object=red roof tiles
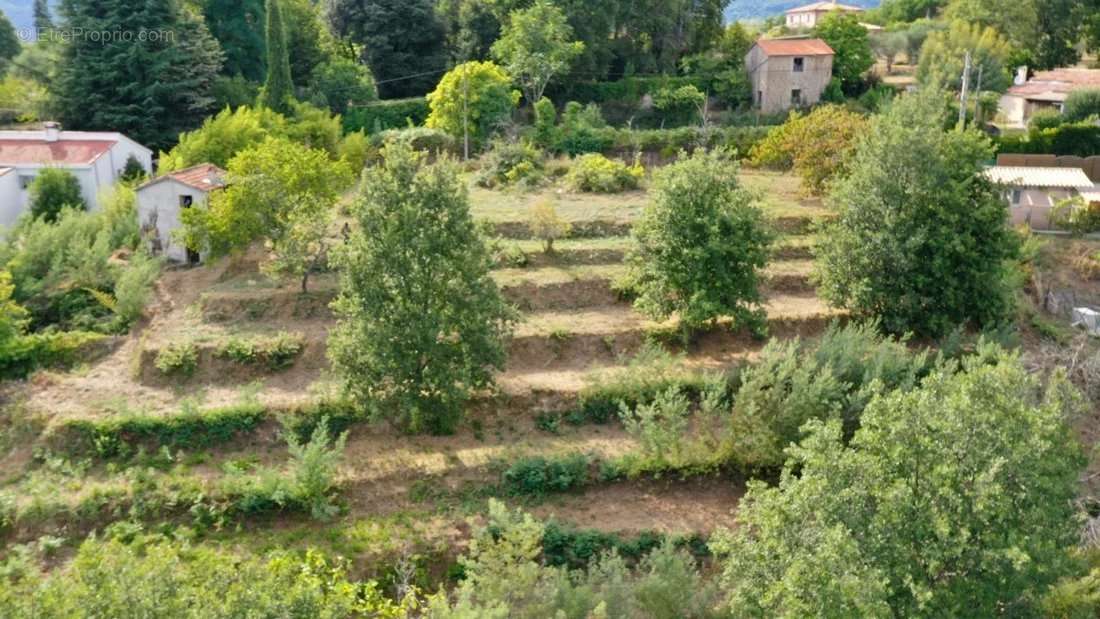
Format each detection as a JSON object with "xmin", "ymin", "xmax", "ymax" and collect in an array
[
  {"xmin": 1008, "ymin": 69, "xmax": 1100, "ymax": 97},
  {"xmin": 754, "ymin": 38, "xmax": 835, "ymax": 57},
  {"xmin": 139, "ymin": 163, "xmax": 227, "ymax": 193},
  {"xmin": 0, "ymin": 139, "xmax": 116, "ymax": 166}
]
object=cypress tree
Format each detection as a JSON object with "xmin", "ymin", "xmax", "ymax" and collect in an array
[
  {"xmin": 258, "ymin": 0, "xmax": 294, "ymax": 114},
  {"xmin": 34, "ymin": 0, "xmax": 54, "ymax": 32}
]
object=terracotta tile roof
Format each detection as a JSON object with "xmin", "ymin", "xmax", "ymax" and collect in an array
[
  {"xmin": 786, "ymin": 1, "xmax": 864, "ymax": 13},
  {"xmin": 984, "ymin": 166, "xmax": 1095, "ymax": 189},
  {"xmin": 754, "ymin": 38, "xmax": 834, "ymax": 57},
  {"xmin": 1007, "ymin": 69, "xmax": 1100, "ymax": 98},
  {"xmin": 139, "ymin": 163, "xmax": 227, "ymax": 192},
  {"xmin": 0, "ymin": 139, "xmax": 116, "ymax": 166}
]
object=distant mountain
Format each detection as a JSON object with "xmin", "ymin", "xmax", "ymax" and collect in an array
[{"xmin": 725, "ymin": 0, "xmax": 881, "ymax": 22}]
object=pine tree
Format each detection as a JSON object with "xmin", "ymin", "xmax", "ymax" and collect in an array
[
  {"xmin": 34, "ymin": 0, "xmax": 54, "ymax": 32},
  {"xmin": 53, "ymin": 0, "xmax": 224, "ymax": 150},
  {"xmin": 258, "ymin": 0, "xmax": 294, "ymax": 114}
]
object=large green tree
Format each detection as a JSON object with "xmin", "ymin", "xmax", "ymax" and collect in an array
[
  {"xmin": 323, "ymin": 0, "xmax": 448, "ymax": 98},
  {"xmin": 917, "ymin": 21, "xmax": 1012, "ymax": 93},
  {"xmin": 814, "ymin": 12, "xmax": 874, "ymax": 95},
  {"xmin": 426, "ymin": 61, "xmax": 518, "ymax": 149},
  {"xmin": 491, "ymin": 0, "xmax": 584, "ymax": 106},
  {"xmin": 715, "ymin": 349, "xmax": 1084, "ymax": 616},
  {"xmin": 814, "ymin": 90, "xmax": 1018, "ymax": 337},
  {"xmin": 328, "ymin": 142, "xmax": 514, "ymax": 434},
  {"xmin": 28, "ymin": 168, "xmax": 85, "ymax": 222},
  {"xmin": 34, "ymin": 0, "xmax": 54, "ymax": 31},
  {"xmin": 258, "ymin": 0, "xmax": 294, "ymax": 114},
  {"xmin": 0, "ymin": 11, "xmax": 20, "ymax": 72},
  {"xmin": 180, "ymin": 137, "xmax": 352, "ymax": 292},
  {"xmin": 54, "ymin": 0, "xmax": 224, "ymax": 150},
  {"xmin": 626, "ymin": 150, "xmax": 773, "ymax": 338},
  {"xmin": 201, "ymin": 0, "xmax": 265, "ymax": 81}
]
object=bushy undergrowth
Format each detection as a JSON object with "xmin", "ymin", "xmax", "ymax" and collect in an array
[
  {"xmin": 216, "ymin": 331, "xmax": 305, "ymax": 370},
  {"xmin": 154, "ymin": 341, "xmax": 198, "ymax": 377},
  {"xmin": 0, "ymin": 330, "xmax": 108, "ymax": 379},
  {"xmin": 566, "ymin": 153, "xmax": 644, "ymax": 193},
  {"xmin": 502, "ymin": 453, "xmax": 591, "ymax": 496},
  {"xmin": 475, "ymin": 140, "xmax": 546, "ymax": 189}
]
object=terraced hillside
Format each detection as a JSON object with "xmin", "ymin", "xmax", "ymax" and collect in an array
[{"xmin": 1, "ymin": 170, "xmax": 838, "ymax": 568}]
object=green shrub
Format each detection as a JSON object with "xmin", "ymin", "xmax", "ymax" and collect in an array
[
  {"xmin": 1053, "ymin": 196, "xmax": 1100, "ymax": 236},
  {"xmin": 475, "ymin": 140, "xmax": 546, "ymax": 189},
  {"xmin": 371, "ymin": 127, "xmax": 457, "ymax": 155},
  {"xmin": 154, "ymin": 341, "xmax": 199, "ymax": 377},
  {"xmin": 285, "ymin": 416, "xmax": 348, "ymax": 520},
  {"xmin": 343, "ymin": 97, "xmax": 430, "ymax": 134},
  {"xmin": 502, "ymin": 453, "xmax": 591, "ymax": 496},
  {"xmin": 1029, "ymin": 109, "xmax": 1064, "ymax": 131},
  {"xmin": 216, "ymin": 331, "xmax": 305, "ymax": 370},
  {"xmin": 566, "ymin": 153, "xmax": 644, "ymax": 193},
  {"xmin": 29, "ymin": 168, "xmax": 85, "ymax": 223},
  {"xmin": 532, "ymin": 97, "xmax": 559, "ymax": 148},
  {"xmin": 112, "ymin": 252, "xmax": 162, "ymax": 327},
  {"xmin": 1063, "ymin": 89, "xmax": 1100, "ymax": 123},
  {"xmin": 0, "ymin": 491, "xmax": 13, "ymax": 533},
  {"xmin": 0, "ymin": 330, "xmax": 108, "ymax": 379},
  {"xmin": 529, "ymin": 199, "xmax": 572, "ymax": 253},
  {"xmin": 541, "ymin": 521, "xmax": 666, "ymax": 570},
  {"xmin": 619, "ymin": 386, "xmax": 691, "ymax": 465}
]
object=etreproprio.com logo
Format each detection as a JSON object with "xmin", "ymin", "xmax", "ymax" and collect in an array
[{"xmin": 17, "ymin": 27, "xmax": 175, "ymax": 44}]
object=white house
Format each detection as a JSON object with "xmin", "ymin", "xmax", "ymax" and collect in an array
[
  {"xmin": 984, "ymin": 165, "xmax": 1097, "ymax": 229},
  {"xmin": 136, "ymin": 164, "xmax": 227, "ymax": 264},
  {"xmin": 0, "ymin": 122, "xmax": 153, "ymax": 228},
  {"xmin": 785, "ymin": 1, "xmax": 864, "ymax": 29}
]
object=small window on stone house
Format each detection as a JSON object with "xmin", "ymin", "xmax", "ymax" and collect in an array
[
  {"xmin": 791, "ymin": 89, "xmax": 802, "ymax": 106},
  {"xmin": 793, "ymin": 57, "xmax": 804, "ymax": 72},
  {"xmin": 1010, "ymin": 189, "xmax": 1022, "ymax": 205},
  {"xmin": 180, "ymin": 195, "xmax": 193, "ymax": 208}
]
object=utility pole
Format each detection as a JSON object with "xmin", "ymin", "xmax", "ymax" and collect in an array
[
  {"xmin": 957, "ymin": 50, "xmax": 972, "ymax": 131},
  {"xmin": 462, "ymin": 61, "xmax": 470, "ymax": 161}
]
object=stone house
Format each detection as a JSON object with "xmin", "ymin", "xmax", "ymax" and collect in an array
[
  {"xmin": 135, "ymin": 164, "xmax": 226, "ymax": 264},
  {"xmin": 745, "ymin": 38, "xmax": 835, "ymax": 114}
]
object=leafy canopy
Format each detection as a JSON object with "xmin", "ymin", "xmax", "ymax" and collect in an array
[
  {"xmin": 814, "ymin": 90, "xmax": 1019, "ymax": 337},
  {"xmin": 491, "ymin": 0, "xmax": 585, "ymax": 105},
  {"xmin": 814, "ymin": 13, "xmax": 874, "ymax": 95},
  {"xmin": 917, "ymin": 20, "xmax": 1012, "ymax": 93},
  {"xmin": 625, "ymin": 150, "xmax": 773, "ymax": 337},
  {"xmin": 327, "ymin": 142, "xmax": 514, "ymax": 434},
  {"xmin": 426, "ymin": 61, "xmax": 520, "ymax": 149},
  {"xmin": 181, "ymin": 137, "xmax": 351, "ymax": 293},
  {"xmin": 715, "ymin": 347, "xmax": 1085, "ymax": 617},
  {"xmin": 29, "ymin": 168, "xmax": 85, "ymax": 223}
]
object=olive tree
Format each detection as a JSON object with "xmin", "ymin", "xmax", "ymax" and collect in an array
[
  {"xmin": 814, "ymin": 90, "xmax": 1019, "ymax": 337},
  {"xmin": 625, "ymin": 150, "xmax": 773, "ymax": 339},
  {"xmin": 328, "ymin": 142, "xmax": 514, "ymax": 434},
  {"xmin": 714, "ymin": 347, "xmax": 1084, "ymax": 617},
  {"xmin": 490, "ymin": 0, "xmax": 584, "ymax": 106}
]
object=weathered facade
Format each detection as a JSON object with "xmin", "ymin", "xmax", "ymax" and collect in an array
[
  {"xmin": 135, "ymin": 164, "xmax": 226, "ymax": 264},
  {"xmin": 984, "ymin": 165, "xmax": 1097, "ymax": 230},
  {"xmin": 746, "ymin": 38, "xmax": 834, "ymax": 115}
]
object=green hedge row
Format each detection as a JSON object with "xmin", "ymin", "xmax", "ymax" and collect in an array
[
  {"xmin": 552, "ymin": 76, "xmax": 704, "ymax": 106},
  {"xmin": 344, "ymin": 98, "xmax": 430, "ymax": 134},
  {"xmin": 552, "ymin": 125, "xmax": 772, "ymax": 158},
  {"xmin": 51, "ymin": 399, "xmax": 365, "ymax": 460},
  {"xmin": 995, "ymin": 123, "xmax": 1100, "ymax": 157},
  {"xmin": 0, "ymin": 331, "xmax": 109, "ymax": 379}
]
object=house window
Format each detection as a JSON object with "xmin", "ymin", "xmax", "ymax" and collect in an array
[
  {"xmin": 1010, "ymin": 189, "xmax": 1022, "ymax": 205},
  {"xmin": 180, "ymin": 195, "xmax": 194, "ymax": 208},
  {"xmin": 18, "ymin": 175, "xmax": 34, "ymax": 190},
  {"xmin": 793, "ymin": 57, "xmax": 804, "ymax": 72},
  {"xmin": 791, "ymin": 89, "xmax": 802, "ymax": 106}
]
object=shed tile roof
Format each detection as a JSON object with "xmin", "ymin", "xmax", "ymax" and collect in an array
[
  {"xmin": 0, "ymin": 139, "xmax": 116, "ymax": 166},
  {"xmin": 785, "ymin": 2, "xmax": 864, "ymax": 13},
  {"xmin": 139, "ymin": 163, "xmax": 227, "ymax": 193},
  {"xmin": 984, "ymin": 166, "xmax": 1095, "ymax": 189},
  {"xmin": 754, "ymin": 38, "xmax": 834, "ymax": 57},
  {"xmin": 1007, "ymin": 69, "xmax": 1100, "ymax": 98}
]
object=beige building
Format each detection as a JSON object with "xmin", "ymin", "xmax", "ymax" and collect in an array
[
  {"xmin": 746, "ymin": 38, "xmax": 835, "ymax": 114},
  {"xmin": 999, "ymin": 68, "xmax": 1100, "ymax": 128},
  {"xmin": 785, "ymin": 1, "xmax": 864, "ymax": 29},
  {"xmin": 984, "ymin": 166, "xmax": 1097, "ymax": 229}
]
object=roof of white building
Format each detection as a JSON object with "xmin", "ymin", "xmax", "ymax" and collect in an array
[
  {"xmin": 984, "ymin": 166, "xmax": 1095, "ymax": 189},
  {"xmin": 1006, "ymin": 69, "xmax": 1100, "ymax": 100},
  {"xmin": 138, "ymin": 163, "xmax": 228, "ymax": 193},
  {"xmin": 786, "ymin": 1, "xmax": 864, "ymax": 13},
  {"xmin": 0, "ymin": 125, "xmax": 151, "ymax": 167}
]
